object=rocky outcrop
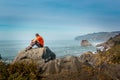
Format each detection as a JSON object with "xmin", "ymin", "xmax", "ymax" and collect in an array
[
  {"xmin": 79, "ymin": 51, "xmax": 94, "ymax": 63},
  {"xmin": 78, "ymin": 50, "xmax": 120, "ymax": 80},
  {"xmin": 13, "ymin": 48, "xmax": 93, "ymax": 75},
  {"xmin": 12, "ymin": 50, "xmax": 99, "ymax": 76},
  {"xmin": 96, "ymin": 34, "xmax": 120, "ymax": 51},
  {"xmin": 38, "ymin": 55, "xmax": 115, "ymax": 80},
  {"xmin": 81, "ymin": 40, "xmax": 92, "ymax": 46},
  {"xmin": 12, "ymin": 33, "xmax": 120, "ymax": 80},
  {"xmin": 40, "ymin": 56, "xmax": 113, "ymax": 80},
  {"xmin": 39, "ymin": 56, "xmax": 83, "ymax": 75},
  {"xmin": 12, "ymin": 47, "xmax": 103, "ymax": 75},
  {"xmin": 8, "ymin": 55, "xmax": 112, "ymax": 80},
  {"xmin": 79, "ymin": 51, "xmax": 99, "ymax": 67},
  {"xmin": 13, "ymin": 46, "xmax": 56, "ymax": 63}
]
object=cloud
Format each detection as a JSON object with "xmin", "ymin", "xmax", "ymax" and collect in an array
[{"xmin": 0, "ymin": 0, "xmax": 120, "ymax": 40}]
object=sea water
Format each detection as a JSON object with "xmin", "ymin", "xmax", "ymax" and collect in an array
[{"xmin": 0, "ymin": 40, "xmax": 97, "ymax": 61}]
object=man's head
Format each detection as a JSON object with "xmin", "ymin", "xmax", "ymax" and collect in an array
[{"xmin": 35, "ymin": 33, "xmax": 39, "ymax": 37}]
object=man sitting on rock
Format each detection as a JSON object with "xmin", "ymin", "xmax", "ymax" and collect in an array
[{"xmin": 26, "ymin": 33, "xmax": 44, "ymax": 51}]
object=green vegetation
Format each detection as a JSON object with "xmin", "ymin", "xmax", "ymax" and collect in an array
[
  {"xmin": 106, "ymin": 44, "xmax": 120, "ymax": 64},
  {"xmin": 101, "ymin": 34, "xmax": 120, "ymax": 64},
  {"xmin": 95, "ymin": 34, "xmax": 120, "ymax": 64},
  {"xmin": 0, "ymin": 61, "xmax": 42, "ymax": 80},
  {"xmin": 0, "ymin": 61, "xmax": 9, "ymax": 80}
]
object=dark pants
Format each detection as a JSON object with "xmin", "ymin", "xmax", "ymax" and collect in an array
[{"xmin": 26, "ymin": 41, "xmax": 43, "ymax": 50}]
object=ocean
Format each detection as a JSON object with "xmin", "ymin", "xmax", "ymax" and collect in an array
[{"xmin": 0, "ymin": 40, "xmax": 97, "ymax": 61}]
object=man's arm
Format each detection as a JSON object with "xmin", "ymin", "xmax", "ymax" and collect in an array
[{"xmin": 31, "ymin": 38, "xmax": 37, "ymax": 42}]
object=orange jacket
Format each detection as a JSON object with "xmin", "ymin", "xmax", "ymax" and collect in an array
[{"xmin": 36, "ymin": 36, "xmax": 44, "ymax": 46}]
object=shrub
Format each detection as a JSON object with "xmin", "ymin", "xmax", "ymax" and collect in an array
[
  {"xmin": 0, "ymin": 61, "xmax": 9, "ymax": 80},
  {"xmin": 8, "ymin": 62, "xmax": 41, "ymax": 80},
  {"xmin": 105, "ymin": 44, "xmax": 120, "ymax": 64},
  {"xmin": 0, "ymin": 61, "xmax": 42, "ymax": 80}
]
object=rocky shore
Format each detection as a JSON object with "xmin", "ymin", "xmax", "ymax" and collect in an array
[
  {"xmin": 0, "ymin": 34, "xmax": 120, "ymax": 80},
  {"xmin": 11, "ymin": 48, "xmax": 113, "ymax": 80}
]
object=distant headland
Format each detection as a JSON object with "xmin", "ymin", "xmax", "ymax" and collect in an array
[{"xmin": 75, "ymin": 31, "xmax": 120, "ymax": 42}]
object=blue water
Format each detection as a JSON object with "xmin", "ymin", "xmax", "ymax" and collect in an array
[{"xmin": 0, "ymin": 40, "xmax": 97, "ymax": 61}]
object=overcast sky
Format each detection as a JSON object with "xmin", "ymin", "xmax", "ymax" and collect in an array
[{"xmin": 0, "ymin": 0, "xmax": 120, "ymax": 40}]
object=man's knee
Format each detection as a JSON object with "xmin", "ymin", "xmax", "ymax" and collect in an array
[{"xmin": 30, "ymin": 42, "xmax": 36, "ymax": 46}]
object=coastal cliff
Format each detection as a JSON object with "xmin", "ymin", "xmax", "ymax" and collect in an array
[{"xmin": 75, "ymin": 31, "xmax": 120, "ymax": 42}]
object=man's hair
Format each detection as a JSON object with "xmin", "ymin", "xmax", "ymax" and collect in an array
[{"xmin": 35, "ymin": 33, "xmax": 39, "ymax": 36}]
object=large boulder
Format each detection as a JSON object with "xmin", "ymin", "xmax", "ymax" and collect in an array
[
  {"xmin": 13, "ymin": 46, "xmax": 56, "ymax": 63},
  {"xmin": 81, "ymin": 40, "xmax": 92, "ymax": 46}
]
